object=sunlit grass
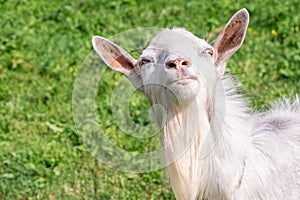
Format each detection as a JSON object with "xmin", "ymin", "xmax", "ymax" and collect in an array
[{"xmin": 0, "ymin": 0, "xmax": 299, "ymax": 199}]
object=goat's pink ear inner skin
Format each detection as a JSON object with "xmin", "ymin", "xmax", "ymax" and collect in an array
[
  {"xmin": 92, "ymin": 36, "xmax": 137, "ymax": 76},
  {"xmin": 213, "ymin": 8, "xmax": 249, "ymax": 75}
]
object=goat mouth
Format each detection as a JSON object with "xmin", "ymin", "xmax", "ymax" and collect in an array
[{"xmin": 168, "ymin": 77, "xmax": 197, "ymax": 85}]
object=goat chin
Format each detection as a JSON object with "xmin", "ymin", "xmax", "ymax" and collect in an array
[{"xmin": 166, "ymin": 79, "xmax": 200, "ymax": 102}]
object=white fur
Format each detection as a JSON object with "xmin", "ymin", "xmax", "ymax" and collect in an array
[{"xmin": 92, "ymin": 8, "xmax": 300, "ymax": 200}]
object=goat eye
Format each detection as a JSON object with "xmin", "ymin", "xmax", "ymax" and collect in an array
[
  {"xmin": 204, "ymin": 48, "xmax": 214, "ymax": 57},
  {"xmin": 138, "ymin": 59, "xmax": 151, "ymax": 67}
]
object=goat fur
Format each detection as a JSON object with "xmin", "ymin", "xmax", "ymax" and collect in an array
[{"xmin": 92, "ymin": 8, "xmax": 300, "ymax": 200}]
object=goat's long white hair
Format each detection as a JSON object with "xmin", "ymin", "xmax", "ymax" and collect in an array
[
  {"xmin": 92, "ymin": 8, "xmax": 300, "ymax": 200},
  {"xmin": 160, "ymin": 74, "xmax": 300, "ymax": 199}
]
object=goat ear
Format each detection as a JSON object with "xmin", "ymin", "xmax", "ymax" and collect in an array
[
  {"xmin": 92, "ymin": 36, "xmax": 137, "ymax": 76},
  {"xmin": 213, "ymin": 8, "xmax": 249, "ymax": 76}
]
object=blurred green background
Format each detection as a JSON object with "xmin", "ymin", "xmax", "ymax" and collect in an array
[{"xmin": 0, "ymin": 0, "xmax": 299, "ymax": 199}]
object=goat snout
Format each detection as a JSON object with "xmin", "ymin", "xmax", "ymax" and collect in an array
[{"xmin": 166, "ymin": 58, "xmax": 191, "ymax": 69}]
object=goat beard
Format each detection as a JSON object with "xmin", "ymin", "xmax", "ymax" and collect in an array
[{"xmin": 154, "ymin": 94, "xmax": 212, "ymax": 200}]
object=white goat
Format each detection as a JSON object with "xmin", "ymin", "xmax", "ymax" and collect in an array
[{"xmin": 92, "ymin": 9, "xmax": 300, "ymax": 200}]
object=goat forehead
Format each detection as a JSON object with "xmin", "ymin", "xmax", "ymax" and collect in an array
[{"xmin": 144, "ymin": 28, "xmax": 211, "ymax": 59}]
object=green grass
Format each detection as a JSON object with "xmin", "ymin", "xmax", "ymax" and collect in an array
[{"xmin": 0, "ymin": 0, "xmax": 299, "ymax": 199}]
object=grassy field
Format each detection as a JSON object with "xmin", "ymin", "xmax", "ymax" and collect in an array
[{"xmin": 0, "ymin": 0, "xmax": 299, "ymax": 199}]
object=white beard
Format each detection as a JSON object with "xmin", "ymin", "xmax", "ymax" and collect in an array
[{"xmin": 163, "ymin": 99, "xmax": 210, "ymax": 200}]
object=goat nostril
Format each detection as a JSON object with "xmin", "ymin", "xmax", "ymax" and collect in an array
[
  {"xmin": 167, "ymin": 62, "xmax": 177, "ymax": 68},
  {"xmin": 166, "ymin": 59, "xmax": 190, "ymax": 69},
  {"xmin": 182, "ymin": 61, "xmax": 189, "ymax": 66}
]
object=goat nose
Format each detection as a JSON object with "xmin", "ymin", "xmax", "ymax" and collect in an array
[{"xmin": 166, "ymin": 58, "xmax": 191, "ymax": 69}]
